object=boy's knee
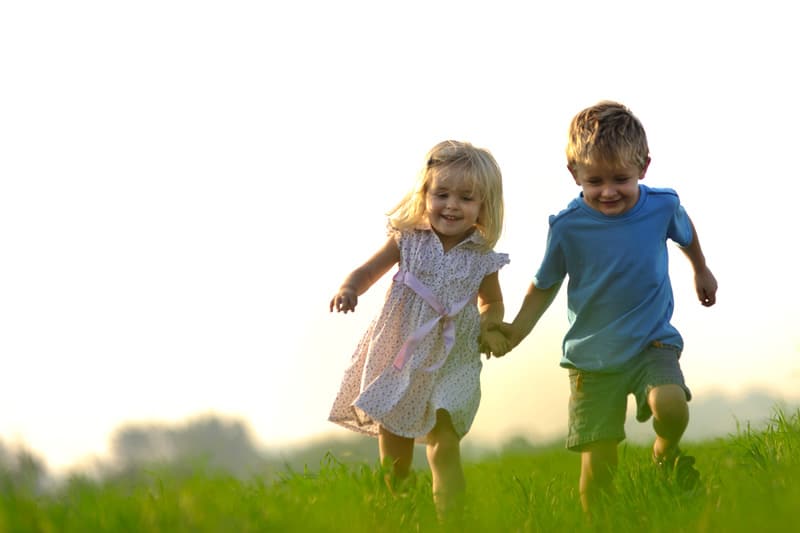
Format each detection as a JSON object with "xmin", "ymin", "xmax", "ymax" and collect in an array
[{"xmin": 649, "ymin": 384, "xmax": 689, "ymax": 423}]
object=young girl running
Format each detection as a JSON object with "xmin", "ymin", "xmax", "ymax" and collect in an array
[{"xmin": 328, "ymin": 140, "xmax": 510, "ymax": 517}]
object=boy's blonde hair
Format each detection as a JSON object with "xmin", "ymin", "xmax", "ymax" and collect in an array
[
  {"xmin": 389, "ymin": 140, "xmax": 504, "ymax": 250},
  {"xmin": 566, "ymin": 101, "xmax": 650, "ymax": 171}
]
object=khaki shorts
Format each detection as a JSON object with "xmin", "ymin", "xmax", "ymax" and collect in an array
[{"xmin": 566, "ymin": 342, "xmax": 692, "ymax": 451}]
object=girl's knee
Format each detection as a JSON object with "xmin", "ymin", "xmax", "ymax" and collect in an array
[
  {"xmin": 429, "ymin": 429, "xmax": 459, "ymax": 451},
  {"xmin": 427, "ymin": 411, "xmax": 461, "ymax": 463},
  {"xmin": 378, "ymin": 426, "xmax": 415, "ymax": 472}
]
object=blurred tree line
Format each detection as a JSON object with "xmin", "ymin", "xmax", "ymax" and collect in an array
[
  {"xmin": 1, "ymin": 414, "xmax": 426, "ymax": 491},
  {"xmin": 0, "ymin": 441, "xmax": 47, "ymax": 492},
  {"xmin": 2, "ymin": 413, "xmax": 562, "ymax": 493},
  {"xmin": 4, "ymin": 392, "xmax": 796, "ymax": 492}
]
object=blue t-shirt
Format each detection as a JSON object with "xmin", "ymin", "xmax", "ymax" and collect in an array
[{"xmin": 534, "ymin": 184, "xmax": 694, "ymax": 372}]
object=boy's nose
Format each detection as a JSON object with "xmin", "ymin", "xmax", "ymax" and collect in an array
[{"xmin": 600, "ymin": 185, "xmax": 616, "ymax": 198}]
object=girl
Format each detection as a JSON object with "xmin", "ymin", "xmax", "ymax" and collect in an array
[{"xmin": 328, "ymin": 140, "xmax": 510, "ymax": 517}]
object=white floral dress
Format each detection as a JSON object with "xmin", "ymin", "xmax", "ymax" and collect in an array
[{"xmin": 328, "ymin": 226, "xmax": 509, "ymax": 440}]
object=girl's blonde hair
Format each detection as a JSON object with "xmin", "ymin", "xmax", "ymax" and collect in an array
[
  {"xmin": 388, "ymin": 140, "xmax": 504, "ymax": 250},
  {"xmin": 566, "ymin": 100, "xmax": 650, "ymax": 171}
]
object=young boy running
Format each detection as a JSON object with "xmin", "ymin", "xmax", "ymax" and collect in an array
[{"xmin": 500, "ymin": 101, "xmax": 718, "ymax": 514}]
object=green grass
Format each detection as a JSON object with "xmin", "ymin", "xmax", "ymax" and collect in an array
[{"xmin": 2, "ymin": 408, "xmax": 799, "ymax": 532}]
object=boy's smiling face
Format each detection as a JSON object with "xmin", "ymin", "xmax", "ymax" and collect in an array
[{"xmin": 569, "ymin": 158, "xmax": 649, "ymax": 216}]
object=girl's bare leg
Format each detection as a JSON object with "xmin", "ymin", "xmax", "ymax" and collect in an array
[
  {"xmin": 426, "ymin": 410, "xmax": 465, "ymax": 519},
  {"xmin": 378, "ymin": 426, "xmax": 414, "ymax": 487}
]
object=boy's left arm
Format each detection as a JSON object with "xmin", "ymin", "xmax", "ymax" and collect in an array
[
  {"xmin": 680, "ymin": 217, "xmax": 718, "ymax": 307},
  {"xmin": 477, "ymin": 271, "xmax": 510, "ymax": 357}
]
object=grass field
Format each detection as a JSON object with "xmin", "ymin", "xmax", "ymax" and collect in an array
[{"xmin": 1, "ymin": 408, "xmax": 798, "ymax": 532}]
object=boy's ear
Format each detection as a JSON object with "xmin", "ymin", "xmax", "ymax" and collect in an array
[
  {"xmin": 567, "ymin": 164, "xmax": 580, "ymax": 184},
  {"xmin": 639, "ymin": 157, "xmax": 652, "ymax": 180}
]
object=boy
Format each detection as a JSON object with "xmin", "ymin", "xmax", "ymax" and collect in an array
[{"xmin": 500, "ymin": 101, "xmax": 717, "ymax": 514}]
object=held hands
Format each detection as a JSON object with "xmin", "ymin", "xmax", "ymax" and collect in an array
[
  {"xmin": 330, "ymin": 286, "xmax": 358, "ymax": 313},
  {"xmin": 479, "ymin": 328, "xmax": 510, "ymax": 358},
  {"xmin": 694, "ymin": 266, "xmax": 718, "ymax": 307},
  {"xmin": 479, "ymin": 322, "xmax": 518, "ymax": 358}
]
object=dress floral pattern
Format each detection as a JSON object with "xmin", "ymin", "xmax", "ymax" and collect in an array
[{"xmin": 329, "ymin": 226, "xmax": 509, "ymax": 440}]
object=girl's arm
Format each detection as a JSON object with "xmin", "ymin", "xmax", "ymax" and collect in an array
[
  {"xmin": 330, "ymin": 237, "xmax": 400, "ymax": 313},
  {"xmin": 679, "ymin": 218, "xmax": 718, "ymax": 307},
  {"xmin": 477, "ymin": 271, "xmax": 505, "ymax": 329},
  {"xmin": 477, "ymin": 271, "xmax": 509, "ymax": 357}
]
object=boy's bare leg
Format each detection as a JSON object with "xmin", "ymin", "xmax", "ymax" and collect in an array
[
  {"xmin": 579, "ymin": 440, "xmax": 617, "ymax": 515},
  {"xmin": 426, "ymin": 410, "xmax": 466, "ymax": 520},
  {"xmin": 648, "ymin": 384, "xmax": 689, "ymax": 459},
  {"xmin": 378, "ymin": 426, "xmax": 415, "ymax": 489}
]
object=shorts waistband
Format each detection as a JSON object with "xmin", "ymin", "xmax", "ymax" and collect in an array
[{"xmin": 651, "ymin": 340, "xmax": 680, "ymax": 350}]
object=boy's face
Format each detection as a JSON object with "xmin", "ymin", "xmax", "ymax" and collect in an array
[{"xmin": 569, "ymin": 158, "xmax": 649, "ymax": 216}]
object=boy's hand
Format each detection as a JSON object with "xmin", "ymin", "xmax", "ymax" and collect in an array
[
  {"xmin": 479, "ymin": 329, "xmax": 511, "ymax": 358},
  {"xmin": 491, "ymin": 322, "xmax": 521, "ymax": 348},
  {"xmin": 694, "ymin": 266, "xmax": 718, "ymax": 307}
]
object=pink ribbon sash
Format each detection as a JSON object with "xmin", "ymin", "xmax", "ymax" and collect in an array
[{"xmin": 391, "ymin": 269, "xmax": 473, "ymax": 371}]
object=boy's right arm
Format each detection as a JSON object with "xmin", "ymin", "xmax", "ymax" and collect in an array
[
  {"xmin": 330, "ymin": 237, "xmax": 400, "ymax": 313},
  {"xmin": 679, "ymin": 218, "xmax": 718, "ymax": 307},
  {"xmin": 504, "ymin": 281, "xmax": 561, "ymax": 347}
]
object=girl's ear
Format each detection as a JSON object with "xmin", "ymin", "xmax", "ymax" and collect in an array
[{"xmin": 639, "ymin": 157, "xmax": 651, "ymax": 180}]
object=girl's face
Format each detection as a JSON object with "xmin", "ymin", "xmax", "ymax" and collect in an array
[
  {"xmin": 425, "ymin": 169, "xmax": 482, "ymax": 251},
  {"xmin": 570, "ymin": 159, "xmax": 648, "ymax": 216}
]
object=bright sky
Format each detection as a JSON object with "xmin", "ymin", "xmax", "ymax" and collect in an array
[{"xmin": 2, "ymin": 1, "xmax": 798, "ymax": 473}]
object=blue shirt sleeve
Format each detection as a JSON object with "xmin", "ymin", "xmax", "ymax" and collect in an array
[
  {"xmin": 667, "ymin": 203, "xmax": 693, "ymax": 247},
  {"xmin": 533, "ymin": 215, "xmax": 567, "ymax": 289}
]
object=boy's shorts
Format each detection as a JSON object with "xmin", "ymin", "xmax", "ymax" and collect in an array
[{"xmin": 565, "ymin": 342, "xmax": 692, "ymax": 451}]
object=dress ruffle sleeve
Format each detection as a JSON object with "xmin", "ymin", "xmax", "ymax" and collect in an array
[{"xmin": 484, "ymin": 251, "xmax": 510, "ymax": 276}]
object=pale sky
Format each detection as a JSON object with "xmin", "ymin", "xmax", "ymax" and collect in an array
[{"xmin": 2, "ymin": 1, "xmax": 798, "ymax": 473}]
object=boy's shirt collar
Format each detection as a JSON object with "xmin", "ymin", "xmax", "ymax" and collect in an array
[{"xmin": 575, "ymin": 184, "xmax": 648, "ymax": 220}]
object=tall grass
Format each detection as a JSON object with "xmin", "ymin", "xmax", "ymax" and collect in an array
[{"xmin": 1, "ymin": 408, "xmax": 798, "ymax": 532}]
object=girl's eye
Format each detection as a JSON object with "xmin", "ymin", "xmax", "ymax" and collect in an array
[{"xmin": 462, "ymin": 196, "xmax": 474, "ymax": 202}]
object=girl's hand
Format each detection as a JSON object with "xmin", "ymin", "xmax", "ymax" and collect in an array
[
  {"xmin": 479, "ymin": 328, "xmax": 511, "ymax": 358},
  {"xmin": 330, "ymin": 286, "xmax": 358, "ymax": 313}
]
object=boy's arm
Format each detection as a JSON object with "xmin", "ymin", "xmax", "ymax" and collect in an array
[
  {"xmin": 505, "ymin": 281, "xmax": 561, "ymax": 347},
  {"xmin": 330, "ymin": 237, "xmax": 400, "ymax": 313},
  {"xmin": 679, "ymin": 218, "xmax": 718, "ymax": 307}
]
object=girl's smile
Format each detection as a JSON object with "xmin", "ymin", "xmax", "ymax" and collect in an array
[{"xmin": 426, "ymin": 170, "xmax": 482, "ymax": 251}]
